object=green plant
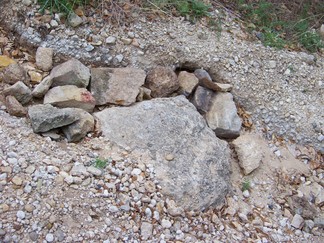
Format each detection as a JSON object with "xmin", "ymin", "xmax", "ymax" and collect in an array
[
  {"xmin": 94, "ymin": 158, "xmax": 107, "ymax": 169},
  {"xmin": 241, "ymin": 179, "xmax": 251, "ymax": 192},
  {"xmin": 38, "ymin": 0, "xmax": 87, "ymax": 14}
]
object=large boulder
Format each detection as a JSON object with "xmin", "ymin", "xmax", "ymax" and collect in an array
[
  {"xmin": 44, "ymin": 85, "xmax": 96, "ymax": 112},
  {"xmin": 90, "ymin": 67, "xmax": 146, "ymax": 106},
  {"xmin": 205, "ymin": 92, "xmax": 241, "ymax": 139},
  {"xmin": 50, "ymin": 59, "xmax": 90, "ymax": 88},
  {"xmin": 145, "ymin": 66, "xmax": 179, "ymax": 97},
  {"xmin": 28, "ymin": 104, "xmax": 79, "ymax": 133},
  {"xmin": 94, "ymin": 96, "xmax": 231, "ymax": 211},
  {"xmin": 62, "ymin": 109, "xmax": 94, "ymax": 142},
  {"xmin": 2, "ymin": 81, "xmax": 32, "ymax": 105}
]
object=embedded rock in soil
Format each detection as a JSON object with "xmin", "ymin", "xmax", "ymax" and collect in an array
[
  {"xmin": 1, "ymin": 63, "xmax": 28, "ymax": 85},
  {"xmin": 95, "ymin": 95, "xmax": 231, "ymax": 211},
  {"xmin": 28, "ymin": 104, "xmax": 79, "ymax": 133},
  {"xmin": 62, "ymin": 109, "xmax": 94, "ymax": 142},
  {"xmin": 44, "ymin": 85, "xmax": 96, "ymax": 112},
  {"xmin": 90, "ymin": 67, "xmax": 146, "ymax": 106},
  {"xmin": 2, "ymin": 81, "xmax": 32, "ymax": 105},
  {"xmin": 205, "ymin": 92, "xmax": 241, "ymax": 139},
  {"xmin": 50, "ymin": 59, "xmax": 90, "ymax": 88},
  {"xmin": 145, "ymin": 66, "xmax": 179, "ymax": 98}
]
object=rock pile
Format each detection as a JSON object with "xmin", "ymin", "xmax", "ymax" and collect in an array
[{"xmin": 1, "ymin": 47, "xmax": 242, "ymax": 144}]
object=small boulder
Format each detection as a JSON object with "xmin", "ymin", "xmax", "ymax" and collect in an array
[
  {"xmin": 232, "ymin": 134, "xmax": 264, "ymax": 175},
  {"xmin": 50, "ymin": 59, "xmax": 90, "ymax": 88},
  {"xmin": 32, "ymin": 76, "xmax": 53, "ymax": 98},
  {"xmin": 191, "ymin": 86, "xmax": 214, "ymax": 114},
  {"xmin": 2, "ymin": 81, "xmax": 32, "ymax": 105},
  {"xmin": 36, "ymin": 47, "xmax": 53, "ymax": 71},
  {"xmin": 28, "ymin": 104, "xmax": 79, "ymax": 133},
  {"xmin": 205, "ymin": 92, "xmax": 241, "ymax": 139},
  {"xmin": 68, "ymin": 12, "xmax": 83, "ymax": 27},
  {"xmin": 90, "ymin": 67, "xmax": 146, "ymax": 106},
  {"xmin": 1, "ymin": 63, "xmax": 28, "ymax": 85},
  {"xmin": 178, "ymin": 71, "xmax": 199, "ymax": 96},
  {"xmin": 44, "ymin": 85, "xmax": 96, "ymax": 112},
  {"xmin": 194, "ymin": 69, "xmax": 232, "ymax": 92},
  {"xmin": 62, "ymin": 109, "xmax": 94, "ymax": 142},
  {"xmin": 145, "ymin": 66, "xmax": 178, "ymax": 97},
  {"xmin": 5, "ymin": 95, "xmax": 27, "ymax": 117}
]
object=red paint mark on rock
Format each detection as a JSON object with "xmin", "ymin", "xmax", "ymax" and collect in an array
[{"xmin": 81, "ymin": 91, "xmax": 96, "ymax": 103}]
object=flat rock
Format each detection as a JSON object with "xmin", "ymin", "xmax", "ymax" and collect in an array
[
  {"xmin": 205, "ymin": 92, "xmax": 241, "ymax": 139},
  {"xmin": 90, "ymin": 67, "xmax": 146, "ymax": 106},
  {"xmin": 5, "ymin": 95, "xmax": 27, "ymax": 117},
  {"xmin": 28, "ymin": 104, "xmax": 79, "ymax": 133},
  {"xmin": 2, "ymin": 81, "xmax": 32, "ymax": 105},
  {"xmin": 44, "ymin": 85, "xmax": 95, "ymax": 112},
  {"xmin": 95, "ymin": 96, "xmax": 231, "ymax": 211},
  {"xmin": 145, "ymin": 66, "xmax": 179, "ymax": 97},
  {"xmin": 178, "ymin": 71, "xmax": 199, "ymax": 96},
  {"xmin": 50, "ymin": 59, "xmax": 90, "ymax": 88},
  {"xmin": 32, "ymin": 76, "xmax": 53, "ymax": 98},
  {"xmin": 62, "ymin": 109, "xmax": 94, "ymax": 142},
  {"xmin": 1, "ymin": 63, "xmax": 28, "ymax": 85},
  {"xmin": 232, "ymin": 134, "xmax": 264, "ymax": 175},
  {"xmin": 191, "ymin": 86, "xmax": 214, "ymax": 114},
  {"xmin": 36, "ymin": 47, "xmax": 53, "ymax": 71}
]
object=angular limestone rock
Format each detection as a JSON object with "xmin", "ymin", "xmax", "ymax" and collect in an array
[
  {"xmin": 205, "ymin": 92, "xmax": 241, "ymax": 139},
  {"xmin": 95, "ymin": 96, "xmax": 231, "ymax": 211},
  {"xmin": 32, "ymin": 76, "xmax": 53, "ymax": 98},
  {"xmin": 90, "ymin": 67, "xmax": 146, "ymax": 106},
  {"xmin": 28, "ymin": 104, "xmax": 79, "ymax": 133},
  {"xmin": 5, "ymin": 95, "xmax": 27, "ymax": 117},
  {"xmin": 178, "ymin": 71, "xmax": 199, "ymax": 96},
  {"xmin": 50, "ymin": 59, "xmax": 90, "ymax": 88},
  {"xmin": 44, "ymin": 85, "xmax": 95, "ymax": 112},
  {"xmin": 1, "ymin": 63, "xmax": 28, "ymax": 85},
  {"xmin": 2, "ymin": 81, "xmax": 32, "ymax": 105}
]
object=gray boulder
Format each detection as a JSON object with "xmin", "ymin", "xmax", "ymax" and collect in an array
[
  {"xmin": 145, "ymin": 66, "xmax": 179, "ymax": 97},
  {"xmin": 50, "ymin": 59, "xmax": 90, "ymax": 88},
  {"xmin": 205, "ymin": 92, "xmax": 241, "ymax": 139},
  {"xmin": 90, "ymin": 67, "xmax": 146, "ymax": 106},
  {"xmin": 94, "ymin": 96, "xmax": 231, "ymax": 211},
  {"xmin": 62, "ymin": 109, "xmax": 94, "ymax": 142},
  {"xmin": 28, "ymin": 104, "xmax": 79, "ymax": 133},
  {"xmin": 2, "ymin": 81, "xmax": 32, "ymax": 104},
  {"xmin": 44, "ymin": 85, "xmax": 96, "ymax": 112}
]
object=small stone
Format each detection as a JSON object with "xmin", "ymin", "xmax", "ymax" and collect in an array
[
  {"xmin": 22, "ymin": 0, "xmax": 32, "ymax": 6},
  {"xmin": 36, "ymin": 47, "xmax": 53, "ymax": 71},
  {"xmin": 32, "ymin": 76, "xmax": 53, "ymax": 98},
  {"xmin": 0, "ymin": 55, "xmax": 16, "ymax": 68},
  {"xmin": 140, "ymin": 222, "xmax": 153, "ymax": 240},
  {"xmin": 87, "ymin": 166, "xmax": 102, "ymax": 176},
  {"xmin": 50, "ymin": 20, "xmax": 59, "ymax": 27},
  {"xmin": 46, "ymin": 233, "xmax": 54, "ymax": 242},
  {"xmin": 12, "ymin": 176, "xmax": 23, "ymax": 186},
  {"xmin": 2, "ymin": 81, "xmax": 32, "ymax": 105},
  {"xmin": 291, "ymin": 214, "xmax": 304, "ymax": 229},
  {"xmin": 105, "ymin": 36, "xmax": 116, "ymax": 44},
  {"xmin": 85, "ymin": 45, "xmax": 94, "ymax": 52},
  {"xmin": 68, "ymin": 13, "xmax": 83, "ymax": 27},
  {"xmin": 165, "ymin": 154, "xmax": 174, "ymax": 161},
  {"xmin": 0, "ymin": 229, "xmax": 5, "ymax": 236},
  {"xmin": 131, "ymin": 168, "xmax": 141, "ymax": 176},
  {"xmin": 109, "ymin": 205, "xmax": 119, "ymax": 213},
  {"xmin": 25, "ymin": 204, "xmax": 34, "ymax": 213},
  {"xmin": 121, "ymin": 38, "xmax": 132, "ymax": 45},
  {"xmin": 16, "ymin": 210, "xmax": 25, "ymax": 219},
  {"xmin": 161, "ymin": 219, "xmax": 172, "ymax": 229},
  {"xmin": 5, "ymin": 96, "xmax": 27, "ymax": 117},
  {"xmin": 28, "ymin": 70, "xmax": 43, "ymax": 83},
  {"xmin": 269, "ymin": 61, "xmax": 277, "ymax": 69},
  {"xmin": 29, "ymin": 232, "xmax": 38, "ymax": 241},
  {"xmin": 243, "ymin": 190, "xmax": 250, "ymax": 198}
]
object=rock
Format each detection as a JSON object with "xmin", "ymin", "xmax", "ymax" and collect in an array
[
  {"xmin": 2, "ymin": 81, "xmax": 32, "ymax": 105},
  {"xmin": 269, "ymin": 60, "xmax": 277, "ymax": 69},
  {"xmin": 68, "ymin": 12, "xmax": 83, "ymax": 27},
  {"xmin": 0, "ymin": 55, "xmax": 16, "ymax": 68},
  {"xmin": 12, "ymin": 176, "xmax": 23, "ymax": 186},
  {"xmin": 36, "ymin": 47, "xmax": 53, "ymax": 71},
  {"xmin": 95, "ymin": 96, "xmax": 231, "ymax": 211},
  {"xmin": 314, "ymin": 217, "xmax": 324, "ymax": 228},
  {"xmin": 28, "ymin": 104, "xmax": 79, "ymax": 133},
  {"xmin": 232, "ymin": 134, "xmax": 264, "ymax": 175},
  {"xmin": 32, "ymin": 76, "xmax": 53, "ymax": 98},
  {"xmin": 191, "ymin": 86, "xmax": 214, "ymax": 114},
  {"xmin": 178, "ymin": 71, "xmax": 199, "ymax": 96},
  {"xmin": 44, "ymin": 85, "xmax": 95, "ymax": 112},
  {"xmin": 45, "ymin": 233, "xmax": 54, "ymax": 242},
  {"xmin": 242, "ymin": 190, "xmax": 250, "ymax": 198},
  {"xmin": 194, "ymin": 69, "xmax": 232, "ymax": 92},
  {"xmin": 105, "ymin": 36, "xmax": 116, "ymax": 44},
  {"xmin": 62, "ymin": 109, "xmax": 94, "ymax": 142},
  {"xmin": 319, "ymin": 24, "xmax": 324, "ymax": 41},
  {"xmin": 291, "ymin": 214, "xmax": 304, "ymax": 229},
  {"xmin": 205, "ymin": 92, "xmax": 241, "ymax": 139},
  {"xmin": 298, "ymin": 182, "xmax": 323, "ymax": 206},
  {"xmin": 87, "ymin": 166, "xmax": 102, "ymax": 176},
  {"xmin": 1, "ymin": 63, "xmax": 28, "ymax": 85},
  {"xmin": 287, "ymin": 195, "xmax": 318, "ymax": 219},
  {"xmin": 145, "ymin": 66, "xmax": 179, "ymax": 97},
  {"xmin": 28, "ymin": 70, "xmax": 42, "ymax": 83},
  {"xmin": 90, "ymin": 67, "xmax": 146, "ymax": 106},
  {"xmin": 136, "ymin": 87, "xmax": 152, "ymax": 102},
  {"xmin": 29, "ymin": 232, "xmax": 38, "ymax": 241},
  {"xmin": 50, "ymin": 59, "xmax": 90, "ymax": 88},
  {"xmin": 140, "ymin": 222, "xmax": 153, "ymax": 240},
  {"xmin": 161, "ymin": 219, "xmax": 172, "ymax": 229},
  {"xmin": 5, "ymin": 95, "xmax": 27, "ymax": 117},
  {"xmin": 70, "ymin": 163, "xmax": 88, "ymax": 176},
  {"xmin": 16, "ymin": 210, "xmax": 25, "ymax": 219}
]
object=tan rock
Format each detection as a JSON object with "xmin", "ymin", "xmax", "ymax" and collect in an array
[
  {"xmin": 28, "ymin": 70, "xmax": 43, "ymax": 83},
  {"xmin": 0, "ymin": 55, "xmax": 16, "ymax": 68},
  {"xmin": 178, "ymin": 71, "xmax": 199, "ymax": 96},
  {"xmin": 36, "ymin": 47, "xmax": 53, "ymax": 71},
  {"xmin": 5, "ymin": 95, "xmax": 27, "ymax": 117}
]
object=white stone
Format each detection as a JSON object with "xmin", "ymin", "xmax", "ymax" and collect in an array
[
  {"xmin": 131, "ymin": 168, "xmax": 142, "ymax": 176},
  {"xmin": 291, "ymin": 214, "xmax": 304, "ymax": 229},
  {"xmin": 16, "ymin": 210, "xmax": 25, "ymax": 219},
  {"xmin": 46, "ymin": 233, "xmax": 54, "ymax": 242},
  {"xmin": 243, "ymin": 190, "xmax": 250, "ymax": 198},
  {"xmin": 161, "ymin": 219, "xmax": 172, "ymax": 229}
]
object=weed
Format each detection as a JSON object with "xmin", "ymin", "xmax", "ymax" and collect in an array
[
  {"xmin": 241, "ymin": 179, "xmax": 251, "ymax": 192},
  {"xmin": 38, "ymin": 0, "xmax": 87, "ymax": 14},
  {"xmin": 94, "ymin": 157, "xmax": 107, "ymax": 169}
]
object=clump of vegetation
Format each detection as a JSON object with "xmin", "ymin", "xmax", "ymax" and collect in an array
[
  {"xmin": 38, "ymin": 0, "xmax": 88, "ymax": 14},
  {"xmin": 236, "ymin": 0, "xmax": 324, "ymax": 52},
  {"xmin": 241, "ymin": 178, "xmax": 251, "ymax": 192},
  {"xmin": 94, "ymin": 157, "xmax": 107, "ymax": 169}
]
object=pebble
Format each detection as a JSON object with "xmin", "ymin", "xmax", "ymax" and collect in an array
[
  {"xmin": 12, "ymin": 176, "xmax": 23, "ymax": 186},
  {"xmin": 46, "ymin": 233, "xmax": 54, "ymax": 242},
  {"xmin": 243, "ymin": 190, "xmax": 250, "ymax": 198},
  {"xmin": 140, "ymin": 222, "xmax": 153, "ymax": 240},
  {"xmin": 161, "ymin": 219, "xmax": 172, "ymax": 229},
  {"xmin": 16, "ymin": 210, "xmax": 25, "ymax": 220},
  {"xmin": 106, "ymin": 36, "xmax": 116, "ymax": 44},
  {"xmin": 291, "ymin": 214, "xmax": 304, "ymax": 229},
  {"xmin": 131, "ymin": 168, "xmax": 141, "ymax": 176}
]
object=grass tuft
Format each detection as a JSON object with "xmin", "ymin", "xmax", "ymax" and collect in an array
[{"xmin": 94, "ymin": 157, "xmax": 107, "ymax": 169}]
